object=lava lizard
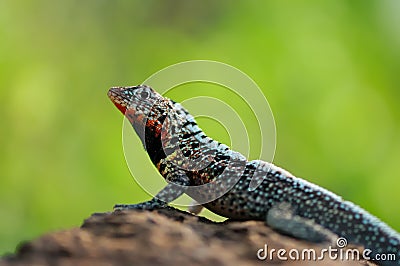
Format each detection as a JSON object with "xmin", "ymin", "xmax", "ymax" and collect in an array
[{"xmin": 108, "ymin": 85, "xmax": 400, "ymax": 265}]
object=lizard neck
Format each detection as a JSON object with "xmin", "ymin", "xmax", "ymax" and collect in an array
[
  {"xmin": 144, "ymin": 115, "xmax": 167, "ymax": 165},
  {"xmin": 136, "ymin": 100, "xmax": 172, "ymax": 165}
]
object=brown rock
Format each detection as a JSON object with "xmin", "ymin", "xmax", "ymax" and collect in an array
[{"xmin": 1, "ymin": 207, "xmax": 370, "ymax": 266}]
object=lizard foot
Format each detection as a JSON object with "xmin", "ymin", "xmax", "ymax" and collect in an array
[{"xmin": 113, "ymin": 198, "xmax": 166, "ymax": 211}]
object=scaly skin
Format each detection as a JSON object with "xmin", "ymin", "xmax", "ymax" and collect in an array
[{"xmin": 108, "ymin": 85, "xmax": 400, "ymax": 265}]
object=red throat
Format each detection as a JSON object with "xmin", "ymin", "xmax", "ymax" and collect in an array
[{"xmin": 114, "ymin": 102, "xmax": 127, "ymax": 114}]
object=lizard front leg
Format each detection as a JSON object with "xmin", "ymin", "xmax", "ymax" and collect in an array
[{"xmin": 114, "ymin": 168, "xmax": 190, "ymax": 211}]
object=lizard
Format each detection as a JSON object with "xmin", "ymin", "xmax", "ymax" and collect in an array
[{"xmin": 108, "ymin": 85, "xmax": 400, "ymax": 265}]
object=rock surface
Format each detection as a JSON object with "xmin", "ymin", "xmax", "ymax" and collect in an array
[{"xmin": 1, "ymin": 207, "xmax": 370, "ymax": 266}]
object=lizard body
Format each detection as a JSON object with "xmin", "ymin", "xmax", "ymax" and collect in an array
[{"xmin": 108, "ymin": 85, "xmax": 400, "ymax": 265}]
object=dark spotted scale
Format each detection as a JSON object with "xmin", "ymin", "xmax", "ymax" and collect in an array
[{"xmin": 108, "ymin": 85, "xmax": 400, "ymax": 266}]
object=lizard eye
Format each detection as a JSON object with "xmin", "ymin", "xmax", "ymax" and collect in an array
[{"xmin": 134, "ymin": 89, "xmax": 150, "ymax": 100}]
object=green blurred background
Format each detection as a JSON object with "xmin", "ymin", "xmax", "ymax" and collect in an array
[{"xmin": 1, "ymin": 0, "xmax": 399, "ymax": 255}]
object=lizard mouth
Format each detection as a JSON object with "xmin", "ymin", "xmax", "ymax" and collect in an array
[{"xmin": 108, "ymin": 87, "xmax": 130, "ymax": 114}]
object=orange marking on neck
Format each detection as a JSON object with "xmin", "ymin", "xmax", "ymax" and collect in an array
[{"xmin": 147, "ymin": 119, "xmax": 162, "ymax": 137}]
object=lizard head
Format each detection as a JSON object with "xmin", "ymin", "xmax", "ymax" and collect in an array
[
  {"xmin": 108, "ymin": 85, "xmax": 177, "ymax": 164},
  {"xmin": 108, "ymin": 85, "xmax": 159, "ymax": 112},
  {"xmin": 107, "ymin": 85, "xmax": 170, "ymax": 130}
]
